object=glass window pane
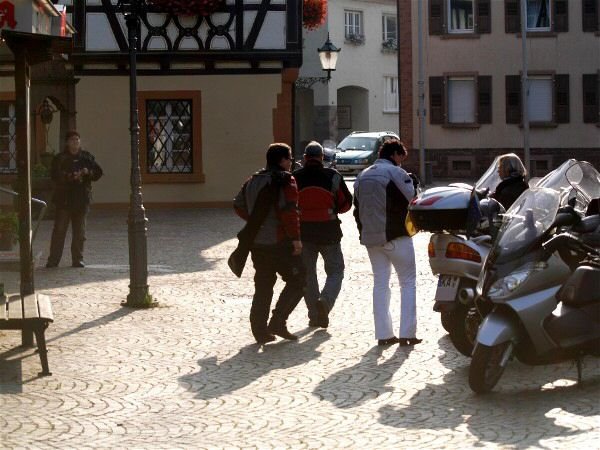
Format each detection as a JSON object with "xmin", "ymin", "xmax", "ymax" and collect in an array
[
  {"xmin": 448, "ymin": 78, "xmax": 476, "ymax": 123},
  {"xmin": 528, "ymin": 77, "xmax": 553, "ymax": 122},
  {"xmin": 146, "ymin": 99, "xmax": 194, "ymax": 174},
  {"xmin": 526, "ymin": 0, "xmax": 550, "ymax": 30},
  {"xmin": 449, "ymin": 0, "xmax": 474, "ymax": 32}
]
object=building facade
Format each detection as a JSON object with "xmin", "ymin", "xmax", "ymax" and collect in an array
[
  {"xmin": 296, "ymin": 0, "xmax": 414, "ymax": 155},
  {"xmin": 418, "ymin": 0, "xmax": 600, "ymax": 177},
  {"xmin": 0, "ymin": 0, "xmax": 303, "ymax": 206}
]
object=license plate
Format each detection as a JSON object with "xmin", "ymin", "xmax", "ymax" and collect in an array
[{"xmin": 434, "ymin": 275, "xmax": 460, "ymax": 302}]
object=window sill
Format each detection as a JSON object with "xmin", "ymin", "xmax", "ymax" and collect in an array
[
  {"xmin": 443, "ymin": 123, "xmax": 481, "ymax": 129},
  {"xmin": 518, "ymin": 122, "xmax": 558, "ymax": 128},
  {"xmin": 141, "ymin": 172, "xmax": 206, "ymax": 184},
  {"xmin": 440, "ymin": 33, "xmax": 481, "ymax": 40},
  {"xmin": 383, "ymin": 110, "xmax": 399, "ymax": 114},
  {"xmin": 516, "ymin": 31, "xmax": 558, "ymax": 38}
]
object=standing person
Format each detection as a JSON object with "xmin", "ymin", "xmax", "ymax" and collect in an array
[
  {"xmin": 293, "ymin": 141, "xmax": 352, "ymax": 328},
  {"xmin": 46, "ymin": 130, "xmax": 103, "ymax": 268},
  {"xmin": 234, "ymin": 143, "xmax": 305, "ymax": 344},
  {"xmin": 353, "ymin": 139, "xmax": 421, "ymax": 347},
  {"xmin": 490, "ymin": 153, "xmax": 528, "ymax": 210}
]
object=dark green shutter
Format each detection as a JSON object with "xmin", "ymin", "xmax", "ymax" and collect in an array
[
  {"xmin": 505, "ymin": 0, "xmax": 520, "ymax": 33},
  {"xmin": 583, "ymin": 74, "xmax": 599, "ymax": 123},
  {"xmin": 555, "ymin": 74, "xmax": 570, "ymax": 123},
  {"xmin": 477, "ymin": 0, "xmax": 491, "ymax": 33},
  {"xmin": 429, "ymin": 76, "xmax": 445, "ymax": 124},
  {"xmin": 478, "ymin": 76, "xmax": 492, "ymax": 124},
  {"xmin": 582, "ymin": 0, "xmax": 599, "ymax": 32},
  {"xmin": 429, "ymin": 0, "xmax": 444, "ymax": 35},
  {"xmin": 554, "ymin": 0, "xmax": 569, "ymax": 32},
  {"xmin": 506, "ymin": 75, "xmax": 521, "ymax": 124}
]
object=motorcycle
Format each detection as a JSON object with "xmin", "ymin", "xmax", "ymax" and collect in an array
[
  {"xmin": 468, "ymin": 160, "xmax": 600, "ymax": 394},
  {"xmin": 408, "ymin": 156, "xmax": 508, "ymax": 356}
]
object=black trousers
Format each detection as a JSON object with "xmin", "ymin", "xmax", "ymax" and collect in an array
[
  {"xmin": 47, "ymin": 207, "xmax": 87, "ymax": 266},
  {"xmin": 250, "ymin": 244, "xmax": 306, "ymax": 339}
]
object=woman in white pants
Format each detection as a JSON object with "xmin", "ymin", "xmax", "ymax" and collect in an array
[{"xmin": 353, "ymin": 139, "xmax": 421, "ymax": 346}]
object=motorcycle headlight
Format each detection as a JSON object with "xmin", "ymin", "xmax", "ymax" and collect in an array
[{"xmin": 487, "ymin": 262, "xmax": 546, "ymax": 299}]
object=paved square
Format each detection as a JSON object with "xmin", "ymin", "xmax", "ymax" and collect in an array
[{"xmin": 1, "ymin": 206, "xmax": 599, "ymax": 449}]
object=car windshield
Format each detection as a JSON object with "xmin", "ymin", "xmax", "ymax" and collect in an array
[
  {"xmin": 337, "ymin": 137, "xmax": 377, "ymax": 152},
  {"xmin": 491, "ymin": 160, "xmax": 582, "ymax": 264}
]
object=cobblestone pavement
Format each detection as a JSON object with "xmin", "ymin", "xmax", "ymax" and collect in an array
[{"xmin": 1, "ymin": 201, "xmax": 599, "ymax": 449}]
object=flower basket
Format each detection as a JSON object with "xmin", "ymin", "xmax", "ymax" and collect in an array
[
  {"xmin": 303, "ymin": 0, "xmax": 327, "ymax": 30},
  {"xmin": 148, "ymin": 0, "xmax": 225, "ymax": 16}
]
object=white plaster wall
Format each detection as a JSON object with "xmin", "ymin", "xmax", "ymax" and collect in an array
[
  {"xmin": 412, "ymin": 0, "xmax": 600, "ymax": 149},
  {"xmin": 76, "ymin": 74, "xmax": 281, "ymax": 204},
  {"xmin": 301, "ymin": 0, "xmax": 400, "ymax": 137}
]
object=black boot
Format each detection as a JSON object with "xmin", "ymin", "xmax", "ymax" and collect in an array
[{"xmin": 267, "ymin": 318, "xmax": 298, "ymax": 341}]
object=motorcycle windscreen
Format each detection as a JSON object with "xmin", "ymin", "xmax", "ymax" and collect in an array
[{"xmin": 492, "ymin": 188, "xmax": 561, "ymax": 264}]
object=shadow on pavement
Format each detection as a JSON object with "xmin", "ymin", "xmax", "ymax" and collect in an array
[
  {"xmin": 179, "ymin": 330, "xmax": 330, "ymax": 400},
  {"xmin": 378, "ymin": 340, "xmax": 600, "ymax": 448},
  {"xmin": 47, "ymin": 306, "xmax": 134, "ymax": 344},
  {"xmin": 21, "ymin": 208, "xmax": 241, "ymax": 291},
  {"xmin": 313, "ymin": 345, "xmax": 414, "ymax": 409}
]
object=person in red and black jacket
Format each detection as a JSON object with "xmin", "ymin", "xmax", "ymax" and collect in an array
[
  {"xmin": 293, "ymin": 141, "xmax": 352, "ymax": 329},
  {"xmin": 234, "ymin": 143, "xmax": 306, "ymax": 344}
]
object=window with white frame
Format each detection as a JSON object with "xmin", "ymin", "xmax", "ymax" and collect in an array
[
  {"xmin": 526, "ymin": 0, "xmax": 550, "ymax": 31},
  {"xmin": 528, "ymin": 76, "xmax": 553, "ymax": 122},
  {"xmin": 345, "ymin": 10, "xmax": 363, "ymax": 38},
  {"xmin": 448, "ymin": 0, "xmax": 474, "ymax": 33},
  {"xmin": 384, "ymin": 76, "xmax": 399, "ymax": 112},
  {"xmin": 447, "ymin": 77, "xmax": 476, "ymax": 123},
  {"xmin": 382, "ymin": 14, "xmax": 397, "ymax": 43},
  {"xmin": 0, "ymin": 101, "xmax": 16, "ymax": 174}
]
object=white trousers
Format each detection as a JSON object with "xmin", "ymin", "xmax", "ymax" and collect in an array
[{"xmin": 366, "ymin": 237, "xmax": 417, "ymax": 340}]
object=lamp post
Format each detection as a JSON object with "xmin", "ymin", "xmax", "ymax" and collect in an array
[
  {"xmin": 294, "ymin": 34, "xmax": 340, "ymax": 89},
  {"xmin": 293, "ymin": 34, "xmax": 340, "ymax": 155},
  {"xmin": 117, "ymin": 0, "xmax": 153, "ymax": 308}
]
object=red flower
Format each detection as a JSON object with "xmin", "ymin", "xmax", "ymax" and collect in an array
[
  {"xmin": 148, "ymin": 0, "xmax": 225, "ymax": 16},
  {"xmin": 303, "ymin": 0, "xmax": 327, "ymax": 30}
]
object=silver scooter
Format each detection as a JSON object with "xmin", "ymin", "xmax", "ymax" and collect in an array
[
  {"xmin": 409, "ymin": 157, "xmax": 507, "ymax": 356},
  {"xmin": 468, "ymin": 161, "xmax": 600, "ymax": 393}
]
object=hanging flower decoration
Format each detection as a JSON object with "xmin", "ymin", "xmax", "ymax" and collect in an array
[
  {"xmin": 147, "ymin": 0, "xmax": 225, "ymax": 16},
  {"xmin": 303, "ymin": 0, "xmax": 327, "ymax": 30}
]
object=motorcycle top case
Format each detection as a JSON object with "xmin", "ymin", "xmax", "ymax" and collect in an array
[{"xmin": 408, "ymin": 184, "xmax": 472, "ymax": 233}]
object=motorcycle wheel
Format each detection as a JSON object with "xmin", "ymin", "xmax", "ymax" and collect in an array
[
  {"xmin": 469, "ymin": 342, "xmax": 512, "ymax": 394},
  {"xmin": 441, "ymin": 311, "xmax": 453, "ymax": 333},
  {"xmin": 448, "ymin": 304, "xmax": 478, "ymax": 357}
]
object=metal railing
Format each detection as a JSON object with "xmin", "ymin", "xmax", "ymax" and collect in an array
[{"xmin": 0, "ymin": 186, "xmax": 48, "ymax": 243}]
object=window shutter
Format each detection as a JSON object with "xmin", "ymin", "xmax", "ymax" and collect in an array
[
  {"xmin": 555, "ymin": 74, "xmax": 570, "ymax": 123},
  {"xmin": 478, "ymin": 76, "xmax": 492, "ymax": 124},
  {"xmin": 583, "ymin": 74, "xmax": 599, "ymax": 123},
  {"xmin": 477, "ymin": 0, "xmax": 492, "ymax": 33},
  {"xmin": 505, "ymin": 0, "xmax": 520, "ymax": 33},
  {"xmin": 429, "ymin": 76, "xmax": 445, "ymax": 124},
  {"xmin": 505, "ymin": 75, "xmax": 521, "ymax": 124},
  {"xmin": 582, "ymin": 0, "xmax": 599, "ymax": 32},
  {"xmin": 554, "ymin": 0, "xmax": 569, "ymax": 32},
  {"xmin": 429, "ymin": 0, "xmax": 444, "ymax": 35}
]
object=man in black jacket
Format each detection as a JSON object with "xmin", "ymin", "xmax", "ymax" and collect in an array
[
  {"xmin": 46, "ymin": 131, "xmax": 103, "ymax": 268},
  {"xmin": 293, "ymin": 142, "xmax": 352, "ymax": 328}
]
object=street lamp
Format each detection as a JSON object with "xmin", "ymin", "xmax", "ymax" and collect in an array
[
  {"xmin": 116, "ymin": 0, "xmax": 153, "ymax": 308},
  {"xmin": 295, "ymin": 34, "xmax": 340, "ymax": 89}
]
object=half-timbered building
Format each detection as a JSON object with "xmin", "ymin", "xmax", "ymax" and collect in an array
[{"xmin": 0, "ymin": 0, "xmax": 303, "ymax": 207}]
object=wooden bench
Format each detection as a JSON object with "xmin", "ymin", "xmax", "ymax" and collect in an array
[{"xmin": 0, "ymin": 293, "xmax": 54, "ymax": 376}]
